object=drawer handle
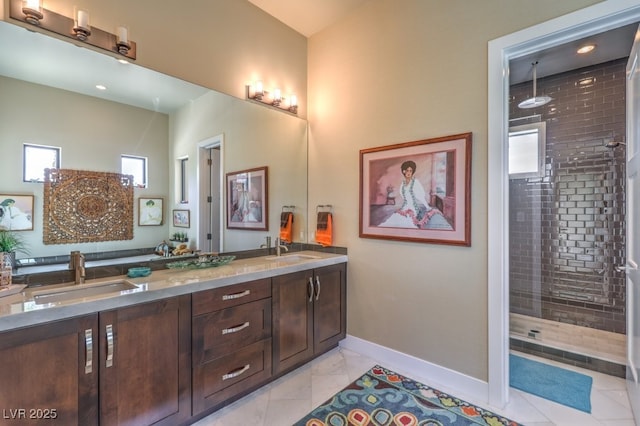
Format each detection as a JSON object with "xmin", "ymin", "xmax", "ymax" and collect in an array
[
  {"xmin": 308, "ymin": 277, "xmax": 314, "ymax": 302},
  {"xmin": 222, "ymin": 364, "xmax": 250, "ymax": 381},
  {"xmin": 222, "ymin": 289, "xmax": 250, "ymax": 301},
  {"xmin": 222, "ymin": 321, "xmax": 250, "ymax": 335},
  {"xmin": 106, "ymin": 324, "xmax": 114, "ymax": 368},
  {"xmin": 84, "ymin": 329, "xmax": 93, "ymax": 374}
]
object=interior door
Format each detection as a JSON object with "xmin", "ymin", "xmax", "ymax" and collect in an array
[{"xmin": 626, "ymin": 24, "xmax": 640, "ymax": 421}]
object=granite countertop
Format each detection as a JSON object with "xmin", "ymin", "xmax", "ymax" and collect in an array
[{"xmin": 0, "ymin": 251, "xmax": 347, "ymax": 332}]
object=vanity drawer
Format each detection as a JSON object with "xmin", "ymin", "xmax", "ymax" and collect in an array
[
  {"xmin": 193, "ymin": 298, "xmax": 271, "ymax": 364},
  {"xmin": 192, "ymin": 278, "xmax": 271, "ymax": 315},
  {"xmin": 192, "ymin": 339, "xmax": 272, "ymax": 415}
]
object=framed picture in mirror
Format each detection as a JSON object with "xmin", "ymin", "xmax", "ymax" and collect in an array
[
  {"xmin": 359, "ymin": 132, "xmax": 472, "ymax": 246},
  {"xmin": 138, "ymin": 197, "xmax": 163, "ymax": 226},
  {"xmin": 173, "ymin": 209, "xmax": 190, "ymax": 228},
  {"xmin": 226, "ymin": 166, "xmax": 268, "ymax": 231},
  {"xmin": 0, "ymin": 194, "xmax": 34, "ymax": 231}
]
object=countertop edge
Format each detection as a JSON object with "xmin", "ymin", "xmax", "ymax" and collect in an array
[{"xmin": 0, "ymin": 253, "xmax": 347, "ymax": 332}]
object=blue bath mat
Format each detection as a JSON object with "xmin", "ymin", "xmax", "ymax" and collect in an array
[{"xmin": 509, "ymin": 354, "xmax": 592, "ymax": 413}]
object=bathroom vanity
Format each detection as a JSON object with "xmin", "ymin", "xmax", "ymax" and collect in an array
[{"xmin": 0, "ymin": 251, "xmax": 347, "ymax": 425}]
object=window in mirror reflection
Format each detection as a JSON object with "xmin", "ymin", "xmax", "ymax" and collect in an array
[
  {"xmin": 121, "ymin": 154, "xmax": 147, "ymax": 188},
  {"xmin": 178, "ymin": 157, "xmax": 188, "ymax": 203},
  {"xmin": 23, "ymin": 143, "xmax": 60, "ymax": 183}
]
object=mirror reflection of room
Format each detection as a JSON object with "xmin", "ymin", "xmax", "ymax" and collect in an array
[{"xmin": 0, "ymin": 20, "xmax": 308, "ymax": 273}]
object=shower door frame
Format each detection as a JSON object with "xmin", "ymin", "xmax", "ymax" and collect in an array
[{"xmin": 487, "ymin": 1, "xmax": 640, "ymax": 408}]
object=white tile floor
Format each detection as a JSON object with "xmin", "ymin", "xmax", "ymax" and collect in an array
[{"xmin": 192, "ymin": 347, "xmax": 636, "ymax": 426}]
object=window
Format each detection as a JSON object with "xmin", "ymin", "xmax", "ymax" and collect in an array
[
  {"xmin": 23, "ymin": 143, "xmax": 61, "ymax": 182},
  {"xmin": 508, "ymin": 122, "xmax": 546, "ymax": 179},
  {"xmin": 121, "ymin": 155, "xmax": 147, "ymax": 188},
  {"xmin": 178, "ymin": 157, "xmax": 188, "ymax": 203}
]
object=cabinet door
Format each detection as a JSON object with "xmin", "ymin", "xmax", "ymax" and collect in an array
[
  {"xmin": 313, "ymin": 263, "xmax": 347, "ymax": 354},
  {"xmin": 99, "ymin": 295, "xmax": 191, "ymax": 426},
  {"xmin": 272, "ymin": 269, "xmax": 314, "ymax": 374},
  {"xmin": 0, "ymin": 314, "xmax": 99, "ymax": 425}
]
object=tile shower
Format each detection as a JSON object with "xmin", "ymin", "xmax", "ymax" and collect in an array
[{"xmin": 509, "ymin": 58, "xmax": 627, "ymax": 377}]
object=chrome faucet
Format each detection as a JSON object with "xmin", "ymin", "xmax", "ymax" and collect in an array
[
  {"xmin": 275, "ymin": 237, "xmax": 289, "ymax": 257},
  {"xmin": 69, "ymin": 251, "xmax": 86, "ymax": 284}
]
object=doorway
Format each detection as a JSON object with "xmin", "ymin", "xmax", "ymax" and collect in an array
[
  {"xmin": 487, "ymin": 1, "xmax": 640, "ymax": 409},
  {"xmin": 197, "ymin": 135, "xmax": 224, "ymax": 253}
]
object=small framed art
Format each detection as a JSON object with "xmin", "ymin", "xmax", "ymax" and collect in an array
[
  {"xmin": 226, "ymin": 166, "xmax": 268, "ymax": 231},
  {"xmin": 172, "ymin": 209, "xmax": 190, "ymax": 228},
  {"xmin": 0, "ymin": 194, "xmax": 34, "ymax": 231},
  {"xmin": 138, "ymin": 197, "xmax": 163, "ymax": 226}
]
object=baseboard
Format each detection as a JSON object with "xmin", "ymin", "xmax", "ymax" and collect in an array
[{"xmin": 340, "ymin": 334, "xmax": 489, "ymax": 405}]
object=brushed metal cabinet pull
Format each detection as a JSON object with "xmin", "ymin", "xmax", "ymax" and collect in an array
[
  {"xmin": 222, "ymin": 364, "xmax": 250, "ymax": 381},
  {"xmin": 105, "ymin": 324, "xmax": 114, "ymax": 368},
  {"xmin": 315, "ymin": 276, "xmax": 321, "ymax": 301},
  {"xmin": 308, "ymin": 277, "xmax": 314, "ymax": 302},
  {"xmin": 84, "ymin": 329, "xmax": 93, "ymax": 374},
  {"xmin": 222, "ymin": 289, "xmax": 250, "ymax": 301},
  {"xmin": 222, "ymin": 322, "xmax": 250, "ymax": 335}
]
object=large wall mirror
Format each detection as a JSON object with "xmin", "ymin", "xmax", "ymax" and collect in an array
[{"xmin": 0, "ymin": 20, "xmax": 308, "ymax": 269}]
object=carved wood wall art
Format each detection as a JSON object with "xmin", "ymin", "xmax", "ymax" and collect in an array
[{"xmin": 43, "ymin": 169, "xmax": 134, "ymax": 244}]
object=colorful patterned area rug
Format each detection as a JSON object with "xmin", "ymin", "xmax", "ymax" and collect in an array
[{"xmin": 293, "ymin": 365, "xmax": 522, "ymax": 426}]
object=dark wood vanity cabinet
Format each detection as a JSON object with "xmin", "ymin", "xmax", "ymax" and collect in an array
[
  {"xmin": 99, "ymin": 295, "xmax": 192, "ymax": 426},
  {"xmin": 0, "ymin": 295, "xmax": 191, "ymax": 426},
  {"xmin": 272, "ymin": 263, "xmax": 347, "ymax": 375},
  {"xmin": 0, "ymin": 314, "xmax": 99, "ymax": 425},
  {"xmin": 191, "ymin": 278, "xmax": 273, "ymax": 416},
  {"xmin": 0, "ymin": 260, "xmax": 346, "ymax": 424}
]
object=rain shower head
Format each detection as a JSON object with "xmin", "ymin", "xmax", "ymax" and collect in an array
[{"xmin": 518, "ymin": 61, "xmax": 553, "ymax": 109}]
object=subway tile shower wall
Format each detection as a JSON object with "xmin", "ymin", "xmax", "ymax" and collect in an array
[{"xmin": 509, "ymin": 58, "xmax": 627, "ymax": 334}]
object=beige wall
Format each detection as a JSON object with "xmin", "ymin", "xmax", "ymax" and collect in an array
[
  {"xmin": 307, "ymin": 0, "xmax": 601, "ymax": 380},
  {"xmin": 0, "ymin": 76, "xmax": 170, "ymax": 256}
]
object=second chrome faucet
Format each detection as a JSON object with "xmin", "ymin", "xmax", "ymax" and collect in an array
[{"xmin": 275, "ymin": 237, "xmax": 288, "ymax": 257}]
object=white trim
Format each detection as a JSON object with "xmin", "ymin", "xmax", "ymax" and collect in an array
[
  {"xmin": 488, "ymin": 0, "xmax": 640, "ymax": 409},
  {"xmin": 340, "ymin": 335, "xmax": 488, "ymax": 403}
]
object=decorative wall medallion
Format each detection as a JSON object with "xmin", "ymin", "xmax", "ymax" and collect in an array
[{"xmin": 43, "ymin": 169, "xmax": 134, "ymax": 244}]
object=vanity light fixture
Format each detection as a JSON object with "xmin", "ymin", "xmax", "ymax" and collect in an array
[
  {"xmin": 73, "ymin": 7, "xmax": 91, "ymax": 41},
  {"xmin": 9, "ymin": 0, "xmax": 137, "ymax": 60},
  {"xmin": 21, "ymin": 0, "xmax": 43, "ymax": 25},
  {"xmin": 115, "ymin": 26, "xmax": 131, "ymax": 56},
  {"xmin": 246, "ymin": 81, "xmax": 298, "ymax": 115}
]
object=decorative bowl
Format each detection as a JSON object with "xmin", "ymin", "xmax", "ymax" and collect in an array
[
  {"xmin": 166, "ymin": 255, "xmax": 236, "ymax": 270},
  {"xmin": 127, "ymin": 267, "xmax": 152, "ymax": 278}
]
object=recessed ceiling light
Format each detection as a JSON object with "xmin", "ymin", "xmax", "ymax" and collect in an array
[
  {"xmin": 577, "ymin": 44, "xmax": 595, "ymax": 54},
  {"xmin": 96, "ymin": 84, "xmax": 107, "ymax": 91},
  {"xmin": 117, "ymin": 59, "xmax": 129, "ymax": 65}
]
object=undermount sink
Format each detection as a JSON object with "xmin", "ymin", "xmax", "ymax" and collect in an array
[
  {"xmin": 32, "ymin": 279, "xmax": 140, "ymax": 304},
  {"xmin": 265, "ymin": 254, "xmax": 321, "ymax": 262}
]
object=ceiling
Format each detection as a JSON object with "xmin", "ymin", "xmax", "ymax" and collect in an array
[
  {"xmin": 245, "ymin": 1, "xmax": 638, "ymax": 85},
  {"xmin": 509, "ymin": 22, "xmax": 638, "ymax": 85},
  {"xmin": 247, "ymin": 0, "xmax": 370, "ymax": 37}
]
